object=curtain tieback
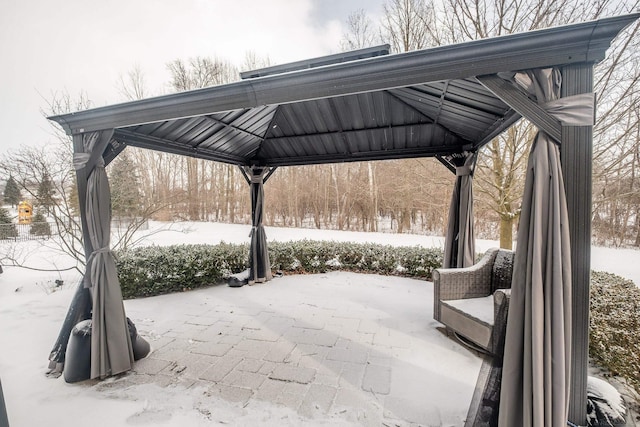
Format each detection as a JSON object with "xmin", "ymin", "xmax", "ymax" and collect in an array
[
  {"xmin": 544, "ymin": 92, "xmax": 594, "ymax": 126},
  {"xmin": 83, "ymin": 247, "xmax": 112, "ymax": 288},
  {"xmin": 73, "ymin": 153, "xmax": 105, "ymax": 171},
  {"xmin": 506, "ymin": 69, "xmax": 595, "ymax": 143}
]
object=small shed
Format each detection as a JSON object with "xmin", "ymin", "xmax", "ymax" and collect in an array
[{"xmin": 17, "ymin": 201, "xmax": 32, "ymax": 225}]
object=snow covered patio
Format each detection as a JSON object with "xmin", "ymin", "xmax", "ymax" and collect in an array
[
  {"xmin": 2, "ymin": 268, "xmax": 481, "ymax": 426},
  {"xmin": 2, "ymin": 220, "xmax": 640, "ymax": 425}
]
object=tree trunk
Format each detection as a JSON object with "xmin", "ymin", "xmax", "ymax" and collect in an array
[
  {"xmin": 330, "ymin": 165, "xmax": 342, "ymax": 230},
  {"xmin": 187, "ymin": 158, "xmax": 199, "ymax": 220},
  {"xmin": 367, "ymin": 162, "xmax": 378, "ymax": 232},
  {"xmin": 499, "ymin": 216, "xmax": 514, "ymax": 249}
]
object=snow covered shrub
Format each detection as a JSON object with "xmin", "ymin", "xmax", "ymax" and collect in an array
[
  {"xmin": 586, "ymin": 376, "xmax": 627, "ymax": 427},
  {"xmin": 116, "ymin": 243, "xmax": 248, "ymax": 298},
  {"xmin": 117, "ymin": 241, "xmax": 444, "ymax": 298},
  {"xmin": 267, "ymin": 241, "xmax": 300, "ymax": 271},
  {"xmin": 348, "ymin": 244, "xmax": 398, "ymax": 273},
  {"xmin": 29, "ymin": 212, "xmax": 51, "ymax": 236},
  {"xmin": 0, "ymin": 207, "xmax": 17, "ymax": 239},
  {"xmin": 394, "ymin": 245, "xmax": 443, "ymax": 277},
  {"xmin": 590, "ymin": 271, "xmax": 640, "ymax": 395},
  {"xmin": 292, "ymin": 240, "xmax": 335, "ymax": 273},
  {"xmin": 267, "ymin": 241, "xmax": 442, "ymax": 277}
]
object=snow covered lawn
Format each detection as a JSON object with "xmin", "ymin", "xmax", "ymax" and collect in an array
[{"xmin": 1, "ymin": 221, "xmax": 638, "ymax": 426}]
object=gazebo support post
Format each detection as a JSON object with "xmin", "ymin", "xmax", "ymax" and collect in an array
[
  {"xmin": 561, "ymin": 63, "xmax": 593, "ymax": 427},
  {"xmin": 480, "ymin": 66, "xmax": 595, "ymax": 425}
]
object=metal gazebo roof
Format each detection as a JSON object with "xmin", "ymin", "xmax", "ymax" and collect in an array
[{"xmin": 48, "ymin": 15, "xmax": 637, "ymax": 168}]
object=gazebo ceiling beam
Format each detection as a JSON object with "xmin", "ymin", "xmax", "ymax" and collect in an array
[
  {"xmin": 262, "ymin": 145, "xmax": 465, "ymax": 167},
  {"xmin": 436, "ymin": 155, "xmax": 456, "ymax": 174},
  {"xmin": 113, "ymin": 129, "xmax": 246, "ymax": 165},
  {"xmin": 263, "ymin": 122, "xmax": 458, "ymax": 144},
  {"xmin": 477, "ymin": 74, "xmax": 562, "ymax": 142},
  {"xmin": 433, "ymin": 80, "xmax": 449, "ymax": 125},
  {"xmin": 201, "ymin": 114, "xmax": 265, "ymax": 142},
  {"xmin": 474, "ymin": 110, "xmax": 523, "ymax": 150},
  {"xmin": 103, "ymin": 139, "xmax": 127, "ymax": 167}
]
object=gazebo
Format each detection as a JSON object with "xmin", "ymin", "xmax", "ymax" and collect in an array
[{"xmin": 48, "ymin": 14, "xmax": 638, "ymax": 426}]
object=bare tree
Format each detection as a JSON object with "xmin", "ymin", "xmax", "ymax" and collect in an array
[
  {"xmin": 165, "ymin": 57, "xmax": 241, "ymax": 221},
  {"xmin": 432, "ymin": 0, "xmax": 639, "ymax": 247},
  {"xmin": 167, "ymin": 56, "xmax": 238, "ymax": 91},
  {"xmin": 0, "ymin": 91, "xmax": 165, "ymax": 272},
  {"xmin": 117, "ymin": 64, "xmax": 148, "ymax": 101},
  {"xmin": 381, "ymin": 0, "xmax": 437, "ymax": 53},
  {"xmin": 0, "ymin": 142, "xmax": 85, "ymax": 272},
  {"xmin": 338, "ymin": 10, "xmax": 383, "ymax": 231},
  {"xmin": 115, "ymin": 66, "xmax": 184, "ymax": 225},
  {"xmin": 475, "ymin": 124, "xmax": 535, "ymax": 248},
  {"xmin": 241, "ymin": 51, "xmax": 272, "ymax": 72},
  {"xmin": 341, "ymin": 9, "xmax": 380, "ymax": 51},
  {"xmin": 591, "ymin": 11, "xmax": 640, "ymax": 246}
]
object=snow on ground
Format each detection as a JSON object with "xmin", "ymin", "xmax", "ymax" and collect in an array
[{"xmin": 1, "ymin": 221, "xmax": 639, "ymax": 426}]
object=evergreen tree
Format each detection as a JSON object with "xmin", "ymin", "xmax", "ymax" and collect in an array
[
  {"xmin": 109, "ymin": 151, "xmax": 142, "ymax": 218},
  {"xmin": 3, "ymin": 175, "xmax": 21, "ymax": 207},
  {"xmin": 36, "ymin": 171, "xmax": 55, "ymax": 214},
  {"xmin": 0, "ymin": 207, "xmax": 17, "ymax": 239},
  {"xmin": 30, "ymin": 211, "xmax": 52, "ymax": 237},
  {"xmin": 68, "ymin": 182, "xmax": 81, "ymax": 217}
]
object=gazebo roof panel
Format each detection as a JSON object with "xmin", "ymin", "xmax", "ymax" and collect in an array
[
  {"xmin": 176, "ymin": 118, "xmax": 218, "ymax": 145},
  {"xmin": 227, "ymin": 105, "xmax": 278, "ymax": 137}
]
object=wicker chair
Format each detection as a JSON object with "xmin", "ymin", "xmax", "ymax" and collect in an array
[{"xmin": 433, "ymin": 248, "xmax": 514, "ymax": 355}]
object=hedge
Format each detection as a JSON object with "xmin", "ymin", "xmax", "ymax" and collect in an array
[
  {"xmin": 115, "ymin": 240, "xmax": 443, "ymax": 299},
  {"xmin": 116, "ymin": 243, "xmax": 248, "ymax": 298},
  {"xmin": 590, "ymin": 271, "xmax": 640, "ymax": 395},
  {"xmin": 268, "ymin": 240, "xmax": 441, "ymax": 277}
]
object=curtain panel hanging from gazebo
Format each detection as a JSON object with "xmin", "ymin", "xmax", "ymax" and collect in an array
[
  {"xmin": 247, "ymin": 166, "xmax": 273, "ymax": 285},
  {"xmin": 498, "ymin": 68, "xmax": 593, "ymax": 427},
  {"xmin": 74, "ymin": 130, "xmax": 134, "ymax": 379},
  {"xmin": 443, "ymin": 152, "xmax": 477, "ymax": 269}
]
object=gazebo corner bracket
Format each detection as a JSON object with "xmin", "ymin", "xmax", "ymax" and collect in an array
[{"xmin": 477, "ymin": 74, "xmax": 563, "ymax": 143}]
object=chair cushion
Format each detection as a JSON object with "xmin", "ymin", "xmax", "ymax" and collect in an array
[
  {"xmin": 444, "ymin": 296, "xmax": 494, "ymax": 326},
  {"xmin": 440, "ymin": 296, "xmax": 494, "ymax": 351}
]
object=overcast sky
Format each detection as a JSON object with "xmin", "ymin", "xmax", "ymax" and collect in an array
[{"xmin": 0, "ymin": 0, "xmax": 384, "ymax": 155}]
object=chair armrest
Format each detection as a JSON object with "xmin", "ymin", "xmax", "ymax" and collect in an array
[
  {"xmin": 492, "ymin": 288, "xmax": 511, "ymax": 355},
  {"xmin": 493, "ymin": 288, "xmax": 511, "ymax": 313},
  {"xmin": 434, "ymin": 248, "xmax": 499, "ymax": 301}
]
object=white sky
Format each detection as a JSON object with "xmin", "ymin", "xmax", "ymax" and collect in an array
[{"xmin": 0, "ymin": 0, "xmax": 383, "ymax": 155}]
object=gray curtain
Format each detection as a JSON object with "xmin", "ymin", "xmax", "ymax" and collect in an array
[
  {"xmin": 75, "ymin": 131, "xmax": 134, "ymax": 379},
  {"xmin": 0, "ymin": 379, "xmax": 8, "ymax": 427},
  {"xmin": 443, "ymin": 152, "xmax": 476, "ymax": 268},
  {"xmin": 248, "ymin": 166, "xmax": 273, "ymax": 284},
  {"xmin": 498, "ymin": 68, "xmax": 582, "ymax": 426},
  {"xmin": 47, "ymin": 280, "xmax": 91, "ymax": 373}
]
